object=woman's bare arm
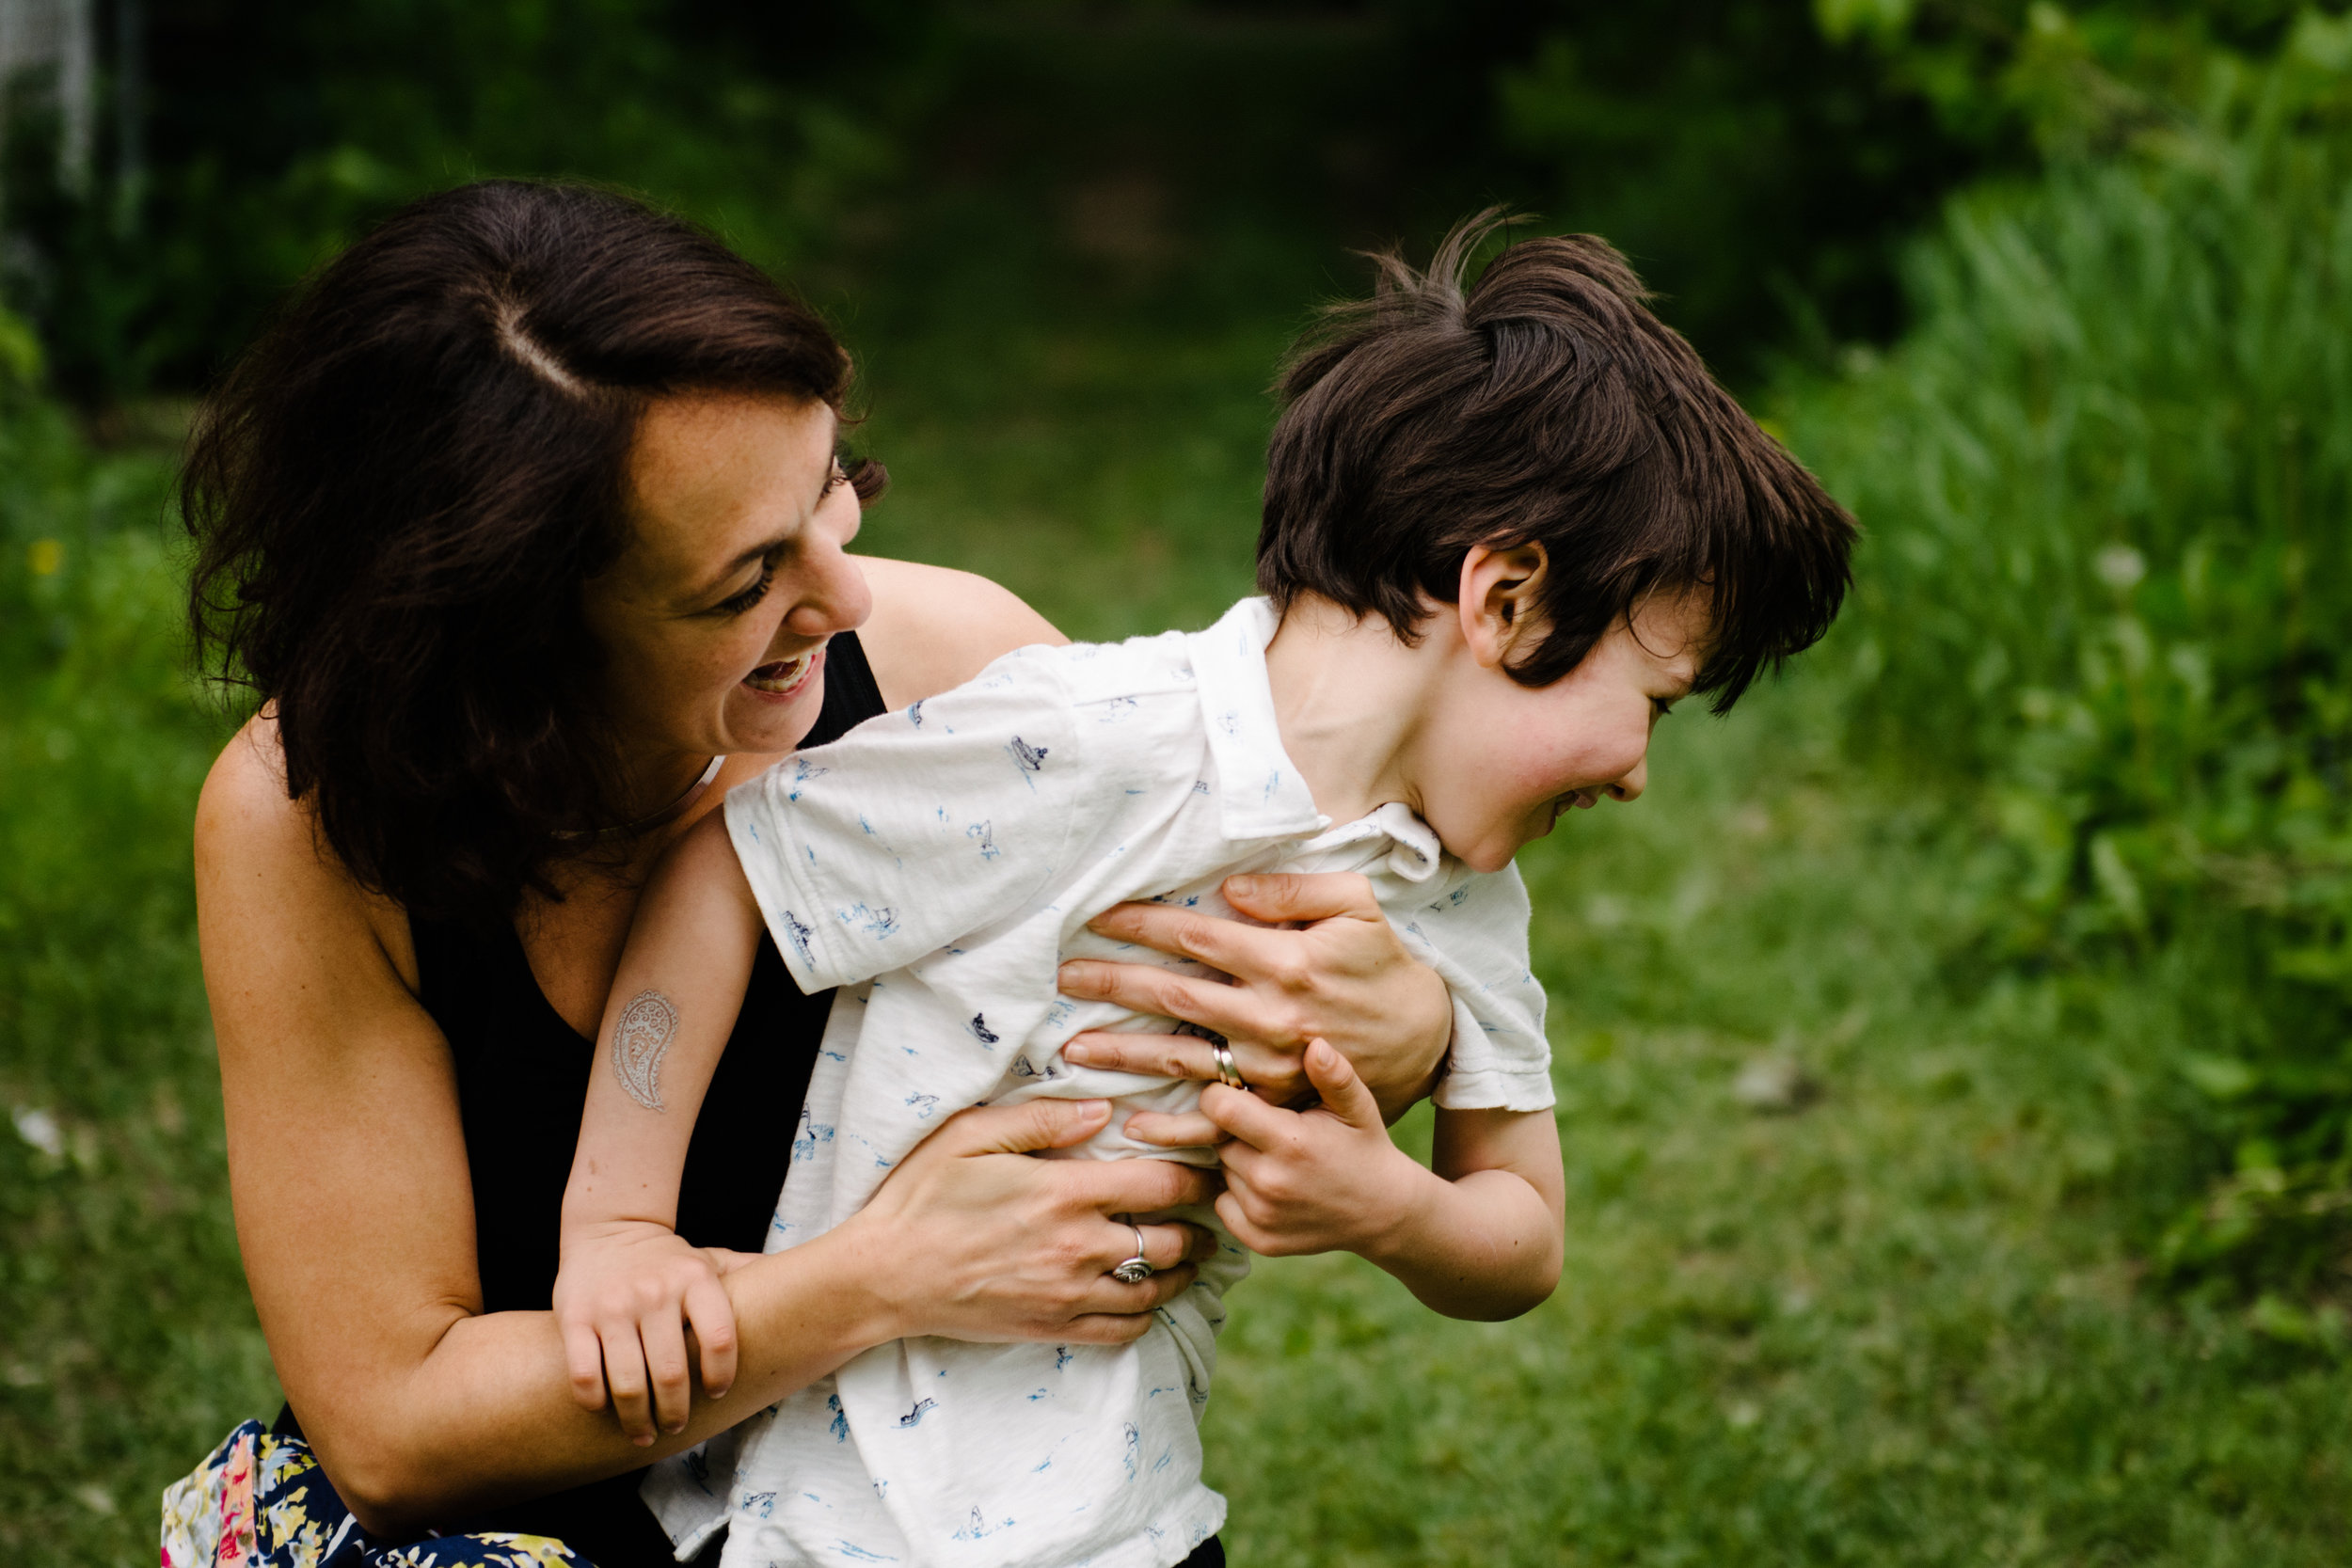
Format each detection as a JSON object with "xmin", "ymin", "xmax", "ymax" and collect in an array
[
  {"xmin": 852, "ymin": 555, "xmax": 1066, "ymax": 707},
  {"xmin": 197, "ymin": 721, "xmax": 1211, "ymax": 1537}
]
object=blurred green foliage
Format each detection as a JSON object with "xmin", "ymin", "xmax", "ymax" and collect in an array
[
  {"xmin": 1788, "ymin": 13, "xmax": 2352, "ymax": 1288},
  {"xmin": 5, "ymin": 1, "xmax": 2352, "ymax": 1561}
]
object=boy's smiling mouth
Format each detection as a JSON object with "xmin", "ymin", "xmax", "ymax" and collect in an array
[{"xmin": 1549, "ymin": 787, "xmax": 1602, "ymax": 823}]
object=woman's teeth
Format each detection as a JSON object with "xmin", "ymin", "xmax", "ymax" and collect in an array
[{"xmin": 744, "ymin": 650, "xmax": 815, "ymax": 694}]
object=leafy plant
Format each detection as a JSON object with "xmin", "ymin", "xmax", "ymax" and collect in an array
[{"xmin": 1786, "ymin": 12, "xmax": 2352, "ymax": 1288}]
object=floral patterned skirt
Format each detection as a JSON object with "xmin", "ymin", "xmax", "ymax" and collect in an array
[{"xmin": 161, "ymin": 1420, "xmax": 594, "ymax": 1568}]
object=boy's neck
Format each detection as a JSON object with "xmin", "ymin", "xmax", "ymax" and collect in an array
[{"xmin": 1261, "ymin": 594, "xmax": 1437, "ymax": 827}]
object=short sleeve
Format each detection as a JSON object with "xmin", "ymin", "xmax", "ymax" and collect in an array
[
  {"xmin": 723, "ymin": 647, "xmax": 1090, "ymax": 992},
  {"xmin": 1395, "ymin": 863, "xmax": 1554, "ymax": 1112}
]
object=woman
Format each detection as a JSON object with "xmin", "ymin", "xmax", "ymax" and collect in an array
[{"xmin": 168, "ymin": 181, "xmax": 1455, "ymax": 1568}]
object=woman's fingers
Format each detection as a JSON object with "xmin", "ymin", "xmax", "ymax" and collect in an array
[
  {"xmin": 1059, "ymin": 1029, "xmax": 1309, "ymax": 1101},
  {"xmin": 1123, "ymin": 1219, "xmax": 1204, "ymax": 1273},
  {"xmin": 1055, "ymin": 962, "xmax": 1288, "ymax": 1049},
  {"xmin": 1218, "ymin": 870, "xmax": 1385, "ymax": 927},
  {"xmin": 1072, "ymin": 1260, "xmax": 1201, "ymax": 1322},
  {"xmin": 933, "ymin": 1097, "xmax": 1114, "ymax": 1157},
  {"xmin": 1063, "ymin": 1150, "xmax": 1219, "ymax": 1216},
  {"xmin": 1120, "ymin": 1106, "xmax": 1226, "ymax": 1148},
  {"xmin": 683, "ymin": 1271, "xmax": 739, "ymax": 1402}
]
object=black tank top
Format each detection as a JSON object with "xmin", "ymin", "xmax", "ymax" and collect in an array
[{"xmin": 276, "ymin": 632, "xmax": 889, "ymax": 1567}]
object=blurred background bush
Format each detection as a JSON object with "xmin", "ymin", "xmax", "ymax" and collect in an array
[{"xmin": 3, "ymin": 2, "xmax": 2349, "ymax": 1562}]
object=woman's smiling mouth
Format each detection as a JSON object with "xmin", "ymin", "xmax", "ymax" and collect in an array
[{"xmin": 743, "ymin": 644, "xmax": 823, "ymax": 701}]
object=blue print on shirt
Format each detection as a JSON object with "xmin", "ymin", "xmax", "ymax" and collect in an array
[
  {"xmin": 898, "ymin": 1398, "xmax": 938, "ymax": 1428},
  {"xmin": 952, "ymin": 1508, "xmax": 1015, "ymax": 1543},
  {"xmin": 1055, "ymin": 1344, "xmax": 1074, "ymax": 1370},
  {"xmin": 1005, "ymin": 736, "xmax": 1049, "ymax": 787},
  {"xmin": 1121, "ymin": 1424, "xmax": 1140, "ymax": 1482},
  {"xmin": 904, "ymin": 1092, "xmax": 941, "ymax": 1121},
  {"xmin": 779, "ymin": 909, "xmax": 815, "ymax": 965},
  {"xmin": 839, "ymin": 903, "xmax": 898, "ymax": 941},
  {"xmin": 967, "ymin": 820, "xmax": 999, "ymax": 860},
  {"xmin": 786, "ymin": 756, "xmax": 827, "ymax": 801},
  {"xmin": 741, "ymin": 1492, "xmax": 776, "ymax": 1519},
  {"xmin": 906, "ymin": 699, "xmax": 925, "ymax": 727},
  {"xmin": 836, "ymin": 1544, "xmax": 897, "ymax": 1563},
  {"xmin": 968, "ymin": 1013, "xmax": 1000, "ymax": 1046},
  {"xmin": 827, "ymin": 1393, "xmax": 850, "ymax": 1444}
]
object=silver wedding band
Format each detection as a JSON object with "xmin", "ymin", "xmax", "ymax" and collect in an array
[
  {"xmin": 1210, "ymin": 1037, "xmax": 1248, "ymax": 1091},
  {"xmin": 1110, "ymin": 1223, "xmax": 1153, "ymax": 1284}
]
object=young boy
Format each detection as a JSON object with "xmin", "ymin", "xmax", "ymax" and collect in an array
[{"xmin": 557, "ymin": 217, "xmax": 1854, "ymax": 1568}]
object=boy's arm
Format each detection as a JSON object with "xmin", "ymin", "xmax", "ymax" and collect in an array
[
  {"xmin": 1203, "ymin": 1041, "xmax": 1565, "ymax": 1321},
  {"xmin": 556, "ymin": 810, "xmax": 765, "ymax": 1442}
]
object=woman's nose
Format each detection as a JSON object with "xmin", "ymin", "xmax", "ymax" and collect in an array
[{"xmin": 781, "ymin": 534, "xmax": 872, "ymax": 641}]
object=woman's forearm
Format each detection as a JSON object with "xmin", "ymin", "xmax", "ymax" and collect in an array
[{"xmin": 329, "ymin": 1230, "xmax": 890, "ymax": 1535}]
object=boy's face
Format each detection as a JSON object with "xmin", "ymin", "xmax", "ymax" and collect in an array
[{"xmin": 1418, "ymin": 590, "xmax": 1708, "ymax": 874}]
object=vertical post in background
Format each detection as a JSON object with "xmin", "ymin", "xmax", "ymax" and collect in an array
[
  {"xmin": 55, "ymin": 0, "xmax": 92, "ymax": 197},
  {"xmin": 110, "ymin": 0, "xmax": 137, "ymax": 234}
]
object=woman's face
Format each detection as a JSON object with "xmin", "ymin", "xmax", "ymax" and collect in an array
[{"xmin": 582, "ymin": 392, "xmax": 871, "ymax": 797}]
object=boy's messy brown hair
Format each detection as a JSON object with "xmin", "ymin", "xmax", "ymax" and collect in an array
[{"xmin": 1259, "ymin": 211, "xmax": 1855, "ymax": 710}]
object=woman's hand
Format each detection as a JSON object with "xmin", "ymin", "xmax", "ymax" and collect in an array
[
  {"xmin": 1056, "ymin": 871, "xmax": 1452, "ymax": 1122},
  {"xmin": 835, "ymin": 1097, "xmax": 1220, "ymax": 1347}
]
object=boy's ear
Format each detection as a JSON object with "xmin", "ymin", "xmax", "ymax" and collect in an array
[{"xmin": 1455, "ymin": 542, "xmax": 1549, "ymax": 670}]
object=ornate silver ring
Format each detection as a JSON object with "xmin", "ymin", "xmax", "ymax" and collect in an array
[{"xmin": 1110, "ymin": 1223, "xmax": 1153, "ymax": 1284}]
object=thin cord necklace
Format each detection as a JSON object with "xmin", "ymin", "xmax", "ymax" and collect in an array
[{"xmin": 555, "ymin": 754, "xmax": 726, "ymax": 843}]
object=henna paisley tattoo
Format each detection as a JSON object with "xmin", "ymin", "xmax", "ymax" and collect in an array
[{"xmin": 612, "ymin": 990, "xmax": 677, "ymax": 1112}]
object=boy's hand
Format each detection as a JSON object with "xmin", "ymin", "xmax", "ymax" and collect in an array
[
  {"xmin": 552, "ymin": 1219, "xmax": 751, "ymax": 1444},
  {"xmin": 1201, "ymin": 1039, "xmax": 1428, "ymax": 1258}
]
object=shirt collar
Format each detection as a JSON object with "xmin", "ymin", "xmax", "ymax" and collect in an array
[{"xmin": 1186, "ymin": 597, "xmax": 1329, "ymax": 843}]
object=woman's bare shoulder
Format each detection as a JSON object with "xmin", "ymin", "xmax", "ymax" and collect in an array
[
  {"xmin": 197, "ymin": 713, "xmax": 416, "ymax": 990},
  {"xmin": 852, "ymin": 556, "xmax": 1067, "ymax": 708}
]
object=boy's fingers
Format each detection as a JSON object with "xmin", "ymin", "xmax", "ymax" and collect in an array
[
  {"xmin": 1212, "ymin": 1187, "xmax": 1268, "ymax": 1253},
  {"xmin": 1302, "ymin": 1039, "xmax": 1381, "ymax": 1131},
  {"xmin": 1218, "ymin": 870, "xmax": 1382, "ymax": 927},
  {"xmin": 599, "ymin": 1324, "xmax": 656, "ymax": 1445},
  {"xmin": 1198, "ymin": 1082, "xmax": 1292, "ymax": 1151},
  {"xmin": 561, "ymin": 1322, "xmax": 610, "ymax": 1412},
  {"xmin": 642, "ymin": 1314, "xmax": 695, "ymax": 1436},
  {"xmin": 684, "ymin": 1276, "xmax": 739, "ymax": 1401}
]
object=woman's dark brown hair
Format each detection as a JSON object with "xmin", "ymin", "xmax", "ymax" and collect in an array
[
  {"xmin": 1260, "ymin": 211, "xmax": 1854, "ymax": 710},
  {"xmin": 184, "ymin": 179, "xmax": 883, "ymax": 925}
]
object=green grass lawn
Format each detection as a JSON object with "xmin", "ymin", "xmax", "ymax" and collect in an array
[{"xmin": 2, "ymin": 288, "xmax": 2345, "ymax": 1565}]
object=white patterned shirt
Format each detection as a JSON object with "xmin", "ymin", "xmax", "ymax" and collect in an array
[{"xmin": 653, "ymin": 597, "xmax": 1550, "ymax": 1568}]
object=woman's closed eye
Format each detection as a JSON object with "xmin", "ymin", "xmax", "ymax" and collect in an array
[{"xmin": 709, "ymin": 559, "xmax": 779, "ymax": 617}]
